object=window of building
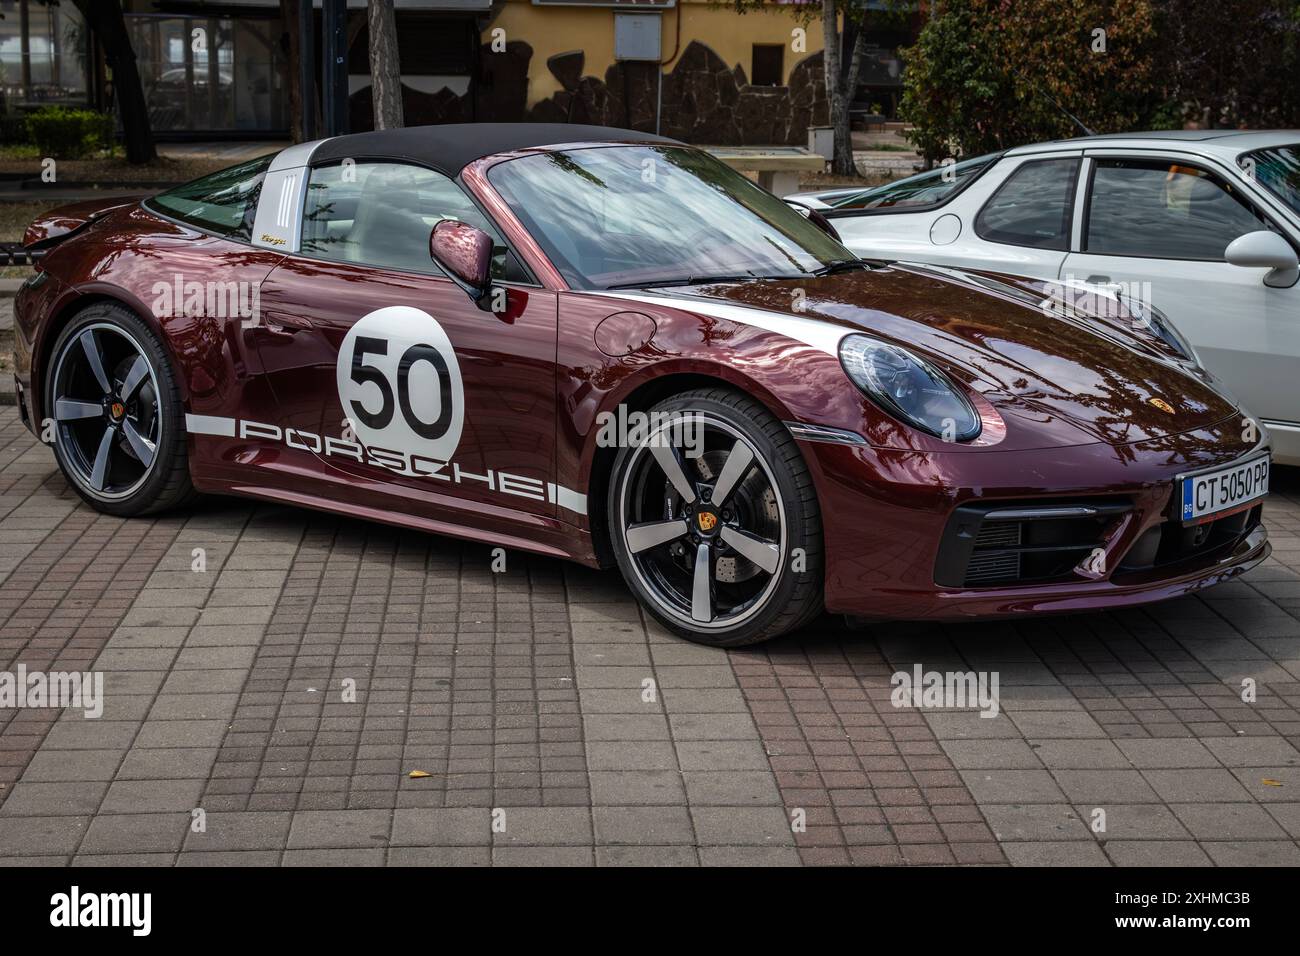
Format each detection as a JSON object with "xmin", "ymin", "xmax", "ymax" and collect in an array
[
  {"xmin": 751, "ymin": 44, "xmax": 784, "ymax": 87},
  {"xmin": 0, "ymin": 0, "xmax": 89, "ymax": 115},
  {"xmin": 125, "ymin": 14, "xmax": 288, "ymax": 134}
]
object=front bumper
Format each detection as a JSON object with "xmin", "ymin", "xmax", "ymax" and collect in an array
[{"xmin": 803, "ymin": 413, "xmax": 1271, "ymax": 620}]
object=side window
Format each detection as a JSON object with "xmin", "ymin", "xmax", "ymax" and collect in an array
[
  {"xmin": 975, "ymin": 158, "xmax": 1078, "ymax": 250},
  {"xmin": 300, "ymin": 161, "xmax": 530, "ymax": 282},
  {"xmin": 148, "ymin": 154, "xmax": 271, "ymax": 241},
  {"xmin": 825, "ymin": 154, "xmax": 997, "ymax": 212},
  {"xmin": 1086, "ymin": 159, "xmax": 1267, "ymax": 260}
]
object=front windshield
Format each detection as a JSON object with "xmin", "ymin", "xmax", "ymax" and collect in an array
[
  {"xmin": 1243, "ymin": 144, "xmax": 1300, "ymax": 218},
  {"xmin": 486, "ymin": 145, "xmax": 854, "ymax": 289}
]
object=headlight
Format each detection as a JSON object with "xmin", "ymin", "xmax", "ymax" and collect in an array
[
  {"xmin": 1122, "ymin": 297, "xmax": 1203, "ymax": 370},
  {"xmin": 839, "ymin": 334, "xmax": 981, "ymax": 441}
]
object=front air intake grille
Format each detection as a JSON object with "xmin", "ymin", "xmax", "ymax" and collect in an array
[
  {"xmin": 1116, "ymin": 505, "xmax": 1263, "ymax": 576},
  {"xmin": 964, "ymin": 550, "xmax": 1023, "ymax": 585},
  {"xmin": 935, "ymin": 500, "xmax": 1132, "ymax": 589},
  {"xmin": 975, "ymin": 522, "xmax": 1022, "ymax": 549}
]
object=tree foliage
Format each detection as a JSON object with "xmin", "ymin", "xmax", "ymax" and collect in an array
[
  {"xmin": 1156, "ymin": 0, "xmax": 1300, "ymax": 129},
  {"xmin": 900, "ymin": 0, "xmax": 1163, "ymax": 162}
]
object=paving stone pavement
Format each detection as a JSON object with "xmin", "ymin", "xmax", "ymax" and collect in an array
[{"xmin": 1, "ymin": 405, "xmax": 1299, "ymax": 866}]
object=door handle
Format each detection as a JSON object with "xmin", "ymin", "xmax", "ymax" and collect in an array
[
  {"xmin": 261, "ymin": 311, "xmax": 313, "ymax": 333},
  {"xmin": 1085, "ymin": 274, "xmax": 1111, "ymax": 284}
]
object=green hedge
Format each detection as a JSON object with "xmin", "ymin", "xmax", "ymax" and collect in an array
[
  {"xmin": 24, "ymin": 107, "xmax": 115, "ymax": 160},
  {"xmin": 0, "ymin": 114, "xmax": 30, "ymax": 146}
]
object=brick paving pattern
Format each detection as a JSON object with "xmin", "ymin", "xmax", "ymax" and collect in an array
[{"xmin": 1, "ymin": 405, "xmax": 1298, "ymax": 865}]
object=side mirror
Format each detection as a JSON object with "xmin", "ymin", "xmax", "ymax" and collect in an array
[
  {"xmin": 430, "ymin": 219, "xmax": 493, "ymax": 305},
  {"xmin": 1225, "ymin": 230, "xmax": 1299, "ymax": 288},
  {"xmin": 784, "ymin": 199, "xmax": 842, "ymax": 242}
]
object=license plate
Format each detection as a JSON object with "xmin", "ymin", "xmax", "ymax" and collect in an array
[{"xmin": 1179, "ymin": 454, "xmax": 1270, "ymax": 524}]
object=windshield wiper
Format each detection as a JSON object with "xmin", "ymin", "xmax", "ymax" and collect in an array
[
  {"xmin": 606, "ymin": 272, "xmax": 760, "ymax": 290},
  {"xmin": 811, "ymin": 258, "xmax": 875, "ymax": 277}
]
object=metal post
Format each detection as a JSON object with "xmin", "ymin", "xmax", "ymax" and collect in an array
[
  {"xmin": 655, "ymin": 63, "xmax": 663, "ymax": 136},
  {"xmin": 321, "ymin": 0, "xmax": 348, "ymax": 137},
  {"xmin": 19, "ymin": 0, "xmax": 32, "ymax": 93},
  {"xmin": 298, "ymin": 1, "xmax": 316, "ymax": 140}
]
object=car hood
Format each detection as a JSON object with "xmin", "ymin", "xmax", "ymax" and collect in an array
[{"xmin": 616, "ymin": 263, "xmax": 1239, "ymax": 449}]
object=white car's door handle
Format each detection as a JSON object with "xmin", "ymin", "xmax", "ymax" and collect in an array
[{"xmin": 1085, "ymin": 274, "xmax": 1111, "ymax": 284}]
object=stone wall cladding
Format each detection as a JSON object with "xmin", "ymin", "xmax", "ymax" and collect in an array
[{"xmin": 349, "ymin": 40, "xmax": 829, "ymax": 146}]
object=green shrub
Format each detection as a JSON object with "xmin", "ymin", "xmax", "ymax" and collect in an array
[
  {"xmin": 900, "ymin": 0, "xmax": 1161, "ymax": 163},
  {"xmin": 24, "ymin": 107, "xmax": 115, "ymax": 160},
  {"xmin": 0, "ymin": 114, "xmax": 30, "ymax": 146}
]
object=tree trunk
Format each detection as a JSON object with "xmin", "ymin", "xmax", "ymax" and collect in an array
[
  {"xmin": 367, "ymin": 0, "xmax": 403, "ymax": 130},
  {"xmin": 845, "ymin": 24, "xmax": 868, "ymax": 111},
  {"xmin": 72, "ymin": 0, "xmax": 155, "ymax": 164},
  {"xmin": 822, "ymin": 0, "xmax": 855, "ymax": 176}
]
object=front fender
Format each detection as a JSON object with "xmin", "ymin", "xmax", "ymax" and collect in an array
[{"xmin": 556, "ymin": 290, "xmax": 858, "ymax": 521}]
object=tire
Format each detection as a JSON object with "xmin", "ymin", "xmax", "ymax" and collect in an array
[
  {"xmin": 607, "ymin": 387, "xmax": 823, "ymax": 646},
  {"xmin": 44, "ymin": 302, "xmax": 196, "ymax": 517}
]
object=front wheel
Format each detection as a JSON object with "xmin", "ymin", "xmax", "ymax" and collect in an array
[
  {"xmin": 607, "ymin": 388, "xmax": 823, "ymax": 646},
  {"xmin": 45, "ymin": 303, "xmax": 196, "ymax": 516}
]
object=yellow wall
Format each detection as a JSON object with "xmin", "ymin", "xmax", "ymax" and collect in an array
[{"xmin": 487, "ymin": 1, "xmax": 827, "ymax": 106}]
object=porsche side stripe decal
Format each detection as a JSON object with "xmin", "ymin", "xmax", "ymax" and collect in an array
[
  {"xmin": 185, "ymin": 414, "xmax": 237, "ymax": 438},
  {"xmin": 547, "ymin": 483, "xmax": 588, "ymax": 515},
  {"xmin": 596, "ymin": 292, "xmax": 848, "ymax": 356},
  {"xmin": 184, "ymin": 413, "xmax": 587, "ymax": 516}
]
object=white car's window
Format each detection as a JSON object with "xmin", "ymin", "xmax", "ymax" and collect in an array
[
  {"xmin": 300, "ymin": 161, "xmax": 528, "ymax": 281},
  {"xmin": 1086, "ymin": 159, "xmax": 1266, "ymax": 260},
  {"xmin": 974, "ymin": 158, "xmax": 1078, "ymax": 251},
  {"xmin": 1242, "ymin": 144, "xmax": 1300, "ymax": 218},
  {"xmin": 818, "ymin": 153, "xmax": 997, "ymax": 212}
]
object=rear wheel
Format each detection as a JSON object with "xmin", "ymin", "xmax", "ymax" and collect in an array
[
  {"xmin": 608, "ymin": 388, "xmax": 823, "ymax": 646},
  {"xmin": 45, "ymin": 303, "xmax": 195, "ymax": 516}
]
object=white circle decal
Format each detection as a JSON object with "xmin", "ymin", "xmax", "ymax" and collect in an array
[{"xmin": 336, "ymin": 305, "xmax": 465, "ymax": 463}]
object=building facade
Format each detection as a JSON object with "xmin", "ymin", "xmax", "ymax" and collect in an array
[
  {"xmin": 1, "ymin": 1, "xmax": 916, "ymax": 144},
  {"xmin": 381, "ymin": 0, "xmax": 833, "ymax": 145}
]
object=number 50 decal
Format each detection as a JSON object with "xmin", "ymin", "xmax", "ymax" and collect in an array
[{"xmin": 336, "ymin": 306, "xmax": 464, "ymax": 463}]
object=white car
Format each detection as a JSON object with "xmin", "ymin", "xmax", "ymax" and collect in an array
[{"xmin": 790, "ymin": 131, "xmax": 1300, "ymax": 464}]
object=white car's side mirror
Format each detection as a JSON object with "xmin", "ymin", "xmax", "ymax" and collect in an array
[{"xmin": 1225, "ymin": 230, "xmax": 1300, "ymax": 288}]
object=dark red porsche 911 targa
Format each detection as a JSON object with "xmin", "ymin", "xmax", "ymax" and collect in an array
[{"xmin": 9, "ymin": 124, "xmax": 1271, "ymax": 645}]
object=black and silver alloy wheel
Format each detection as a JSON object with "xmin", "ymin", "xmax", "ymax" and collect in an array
[
  {"xmin": 45, "ymin": 303, "xmax": 196, "ymax": 516},
  {"xmin": 608, "ymin": 389, "xmax": 823, "ymax": 646},
  {"xmin": 621, "ymin": 416, "xmax": 784, "ymax": 629},
  {"xmin": 51, "ymin": 322, "xmax": 160, "ymax": 500}
]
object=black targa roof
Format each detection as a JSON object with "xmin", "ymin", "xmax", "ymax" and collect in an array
[{"xmin": 309, "ymin": 123, "xmax": 680, "ymax": 178}]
